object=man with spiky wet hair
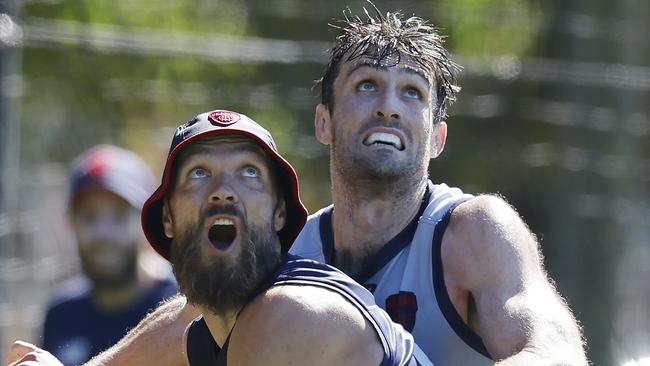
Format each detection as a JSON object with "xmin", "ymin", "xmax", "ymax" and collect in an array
[
  {"xmin": 319, "ymin": 4, "xmax": 460, "ymax": 124},
  {"xmin": 289, "ymin": 4, "xmax": 587, "ymax": 365},
  {"xmin": 7, "ymin": 3, "xmax": 588, "ymax": 366}
]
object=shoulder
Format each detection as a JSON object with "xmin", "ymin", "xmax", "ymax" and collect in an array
[
  {"xmin": 443, "ymin": 195, "xmax": 543, "ymax": 287},
  {"xmin": 236, "ymin": 285, "xmax": 368, "ymax": 341},
  {"xmin": 289, "ymin": 205, "xmax": 331, "ymax": 258},
  {"xmin": 228, "ymin": 284, "xmax": 383, "ymax": 366},
  {"xmin": 291, "ymin": 213, "xmax": 320, "ymax": 245},
  {"xmin": 447, "ymin": 194, "xmax": 536, "ymax": 250}
]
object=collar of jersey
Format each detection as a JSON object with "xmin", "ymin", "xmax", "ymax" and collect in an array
[{"xmin": 319, "ymin": 181, "xmax": 433, "ymax": 284}]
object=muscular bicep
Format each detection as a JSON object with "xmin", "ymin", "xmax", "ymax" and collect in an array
[
  {"xmin": 446, "ymin": 195, "xmax": 586, "ymax": 363},
  {"xmin": 227, "ymin": 285, "xmax": 384, "ymax": 366}
]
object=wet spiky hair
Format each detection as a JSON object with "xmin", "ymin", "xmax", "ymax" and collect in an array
[{"xmin": 317, "ymin": 1, "xmax": 460, "ymax": 122}]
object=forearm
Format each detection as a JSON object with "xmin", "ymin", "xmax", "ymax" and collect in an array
[
  {"xmin": 494, "ymin": 348, "xmax": 588, "ymax": 366},
  {"xmin": 474, "ymin": 274, "xmax": 588, "ymax": 365},
  {"xmin": 491, "ymin": 309, "xmax": 588, "ymax": 366},
  {"xmin": 86, "ymin": 294, "xmax": 200, "ymax": 366}
]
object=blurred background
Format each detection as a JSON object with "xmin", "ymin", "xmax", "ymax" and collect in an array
[{"xmin": 0, "ymin": 0, "xmax": 648, "ymax": 364}]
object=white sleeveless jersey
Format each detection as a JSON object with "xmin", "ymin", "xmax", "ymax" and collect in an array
[{"xmin": 290, "ymin": 181, "xmax": 493, "ymax": 365}]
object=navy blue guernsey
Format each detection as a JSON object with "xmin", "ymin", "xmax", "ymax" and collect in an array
[
  {"xmin": 42, "ymin": 276, "xmax": 178, "ymax": 365},
  {"xmin": 186, "ymin": 255, "xmax": 429, "ymax": 366}
]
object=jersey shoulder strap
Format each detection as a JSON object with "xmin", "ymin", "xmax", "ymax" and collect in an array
[
  {"xmin": 186, "ymin": 315, "xmax": 221, "ymax": 365},
  {"xmin": 421, "ymin": 182, "xmax": 474, "ymax": 222}
]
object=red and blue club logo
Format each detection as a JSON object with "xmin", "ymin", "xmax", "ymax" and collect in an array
[{"xmin": 208, "ymin": 111, "xmax": 240, "ymax": 126}]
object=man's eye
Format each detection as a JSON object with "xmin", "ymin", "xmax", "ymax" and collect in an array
[
  {"xmin": 405, "ymin": 88, "xmax": 421, "ymax": 99},
  {"xmin": 357, "ymin": 81, "xmax": 376, "ymax": 92},
  {"xmin": 242, "ymin": 166, "xmax": 259, "ymax": 178},
  {"xmin": 188, "ymin": 168, "xmax": 210, "ymax": 179}
]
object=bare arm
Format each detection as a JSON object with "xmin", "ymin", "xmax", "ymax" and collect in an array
[
  {"xmin": 7, "ymin": 296, "xmax": 200, "ymax": 366},
  {"xmin": 444, "ymin": 195, "xmax": 588, "ymax": 365},
  {"xmin": 85, "ymin": 294, "xmax": 199, "ymax": 366},
  {"xmin": 227, "ymin": 285, "xmax": 385, "ymax": 366}
]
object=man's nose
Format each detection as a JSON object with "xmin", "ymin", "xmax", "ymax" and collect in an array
[
  {"xmin": 375, "ymin": 90, "xmax": 400, "ymax": 120},
  {"xmin": 208, "ymin": 176, "xmax": 239, "ymax": 204}
]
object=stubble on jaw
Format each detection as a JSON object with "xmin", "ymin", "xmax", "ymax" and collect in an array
[{"xmin": 329, "ymin": 119, "xmax": 430, "ymax": 202}]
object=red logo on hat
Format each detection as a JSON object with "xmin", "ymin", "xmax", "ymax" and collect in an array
[
  {"xmin": 85, "ymin": 149, "xmax": 115, "ymax": 178},
  {"xmin": 208, "ymin": 111, "xmax": 240, "ymax": 126}
]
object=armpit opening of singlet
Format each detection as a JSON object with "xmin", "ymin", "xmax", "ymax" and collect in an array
[
  {"xmin": 431, "ymin": 202, "xmax": 492, "ymax": 359},
  {"xmin": 186, "ymin": 316, "xmax": 221, "ymax": 365}
]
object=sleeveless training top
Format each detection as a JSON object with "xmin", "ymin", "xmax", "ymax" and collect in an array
[
  {"xmin": 289, "ymin": 181, "xmax": 493, "ymax": 365},
  {"xmin": 186, "ymin": 255, "xmax": 433, "ymax": 366}
]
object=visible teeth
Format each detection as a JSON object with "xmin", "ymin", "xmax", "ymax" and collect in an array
[
  {"xmin": 365, "ymin": 132, "xmax": 403, "ymax": 149},
  {"xmin": 213, "ymin": 218, "xmax": 234, "ymax": 226}
]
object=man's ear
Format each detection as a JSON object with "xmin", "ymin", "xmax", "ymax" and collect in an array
[
  {"xmin": 314, "ymin": 104, "xmax": 333, "ymax": 145},
  {"xmin": 274, "ymin": 198, "xmax": 287, "ymax": 232},
  {"xmin": 431, "ymin": 121, "xmax": 448, "ymax": 158},
  {"xmin": 162, "ymin": 201, "xmax": 174, "ymax": 239}
]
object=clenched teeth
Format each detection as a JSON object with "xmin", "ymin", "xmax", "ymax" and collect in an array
[{"xmin": 364, "ymin": 132, "xmax": 404, "ymax": 150}]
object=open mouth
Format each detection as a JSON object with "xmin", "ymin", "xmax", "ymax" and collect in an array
[
  {"xmin": 363, "ymin": 132, "xmax": 404, "ymax": 151},
  {"xmin": 208, "ymin": 218, "xmax": 237, "ymax": 251}
]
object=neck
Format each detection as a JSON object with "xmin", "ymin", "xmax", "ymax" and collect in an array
[
  {"xmin": 201, "ymin": 306, "xmax": 240, "ymax": 347},
  {"xmin": 329, "ymin": 172, "xmax": 428, "ymax": 275},
  {"xmin": 93, "ymin": 276, "xmax": 147, "ymax": 312},
  {"xmin": 92, "ymin": 261, "xmax": 161, "ymax": 312}
]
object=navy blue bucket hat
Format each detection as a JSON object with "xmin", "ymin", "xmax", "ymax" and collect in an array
[{"xmin": 141, "ymin": 110, "xmax": 308, "ymax": 260}]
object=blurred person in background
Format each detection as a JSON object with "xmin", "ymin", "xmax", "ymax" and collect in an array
[{"xmin": 40, "ymin": 145, "xmax": 178, "ymax": 365}]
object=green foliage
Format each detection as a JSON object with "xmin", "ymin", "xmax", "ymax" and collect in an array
[
  {"xmin": 20, "ymin": 0, "xmax": 262, "ymax": 163},
  {"xmin": 25, "ymin": 0, "xmax": 249, "ymax": 35},
  {"xmin": 436, "ymin": 0, "xmax": 542, "ymax": 58}
]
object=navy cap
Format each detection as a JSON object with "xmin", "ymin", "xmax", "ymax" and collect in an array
[
  {"xmin": 69, "ymin": 145, "xmax": 155, "ymax": 211},
  {"xmin": 141, "ymin": 110, "xmax": 308, "ymax": 261}
]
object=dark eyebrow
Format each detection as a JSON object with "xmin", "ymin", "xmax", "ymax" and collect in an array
[{"xmin": 346, "ymin": 60, "xmax": 430, "ymax": 88}]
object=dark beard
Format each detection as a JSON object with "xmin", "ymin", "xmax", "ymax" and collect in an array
[{"xmin": 170, "ymin": 206, "xmax": 282, "ymax": 315}]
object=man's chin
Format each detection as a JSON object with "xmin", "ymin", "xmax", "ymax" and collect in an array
[
  {"xmin": 181, "ymin": 263, "xmax": 257, "ymax": 315},
  {"xmin": 90, "ymin": 274, "xmax": 137, "ymax": 290},
  {"xmin": 349, "ymin": 161, "xmax": 406, "ymax": 182}
]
